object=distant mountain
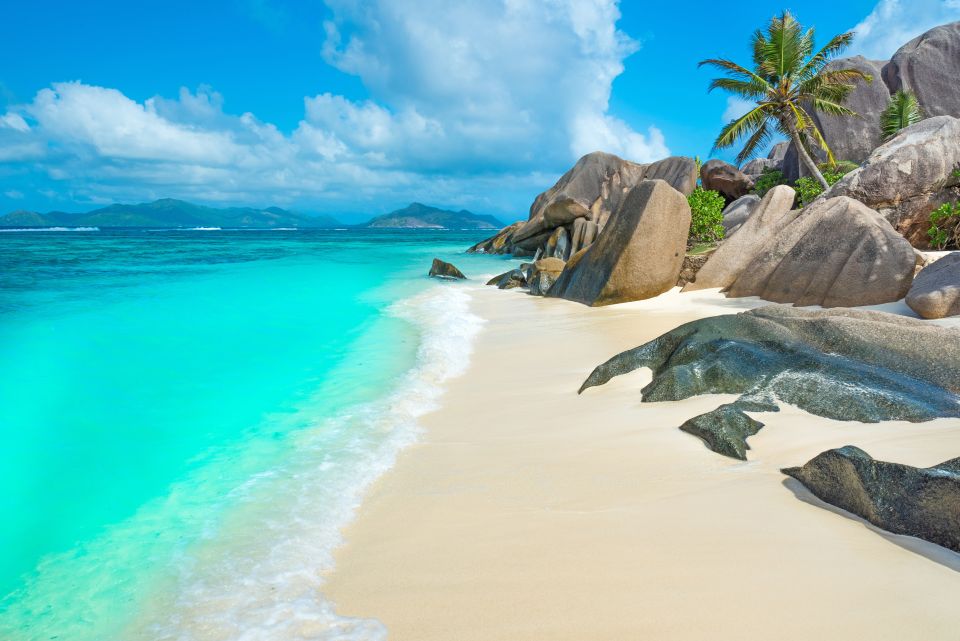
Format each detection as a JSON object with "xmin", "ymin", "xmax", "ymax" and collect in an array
[
  {"xmin": 364, "ymin": 203, "xmax": 502, "ymax": 229},
  {"xmin": 0, "ymin": 199, "xmax": 340, "ymax": 228}
]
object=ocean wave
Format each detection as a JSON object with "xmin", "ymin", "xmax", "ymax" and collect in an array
[
  {"xmin": 0, "ymin": 284, "xmax": 485, "ymax": 641},
  {"xmin": 186, "ymin": 227, "xmax": 222, "ymax": 231},
  {"xmin": 0, "ymin": 226, "xmax": 99, "ymax": 232}
]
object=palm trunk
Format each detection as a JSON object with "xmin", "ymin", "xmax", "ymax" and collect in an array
[{"xmin": 785, "ymin": 120, "xmax": 829, "ymax": 189}]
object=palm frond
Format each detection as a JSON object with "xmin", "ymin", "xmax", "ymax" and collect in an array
[
  {"xmin": 797, "ymin": 31, "xmax": 855, "ymax": 80},
  {"xmin": 736, "ymin": 120, "xmax": 773, "ymax": 164},
  {"xmin": 812, "ymin": 98, "xmax": 858, "ymax": 117},
  {"xmin": 707, "ymin": 78, "xmax": 768, "ymax": 100},
  {"xmin": 712, "ymin": 106, "xmax": 771, "ymax": 152},
  {"xmin": 881, "ymin": 90, "xmax": 923, "ymax": 140}
]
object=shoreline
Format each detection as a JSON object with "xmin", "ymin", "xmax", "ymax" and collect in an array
[{"xmin": 325, "ymin": 284, "xmax": 960, "ymax": 640}]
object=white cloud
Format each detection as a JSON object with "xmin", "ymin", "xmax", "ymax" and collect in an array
[
  {"xmin": 722, "ymin": 97, "xmax": 754, "ymax": 123},
  {"xmin": 850, "ymin": 0, "xmax": 960, "ymax": 59},
  {"xmin": 0, "ymin": 0, "xmax": 666, "ymax": 218},
  {"xmin": 4, "ymin": 190, "xmax": 24, "ymax": 199}
]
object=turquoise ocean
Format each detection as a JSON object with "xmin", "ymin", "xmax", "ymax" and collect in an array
[{"xmin": 0, "ymin": 227, "xmax": 505, "ymax": 640}]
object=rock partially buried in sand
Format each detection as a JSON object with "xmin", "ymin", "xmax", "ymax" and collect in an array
[
  {"xmin": 548, "ymin": 180, "xmax": 691, "ymax": 306},
  {"xmin": 579, "ymin": 306, "xmax": 960, "ymax": 458},
  {"xmin": 679, "ymin": 403, "xmax": 768, "ymax": 460},
  {"xmin": 486, "ymin": 268, "xmax": 527, "ymax": 290},
  {"xmin": 726, "ymin": 196, "xmax": 916, "ymax": 307},
  {"xmin": 528, "ymin": 257, "xmax": 565, "ymax": 296},
  {"xmin": 428, "ymin": 258, "xmax": 466, "ymax": 280},
  {"xmin": 906, "ymin": 252, "xmax": 960, "ymax": 319},
  {"xmin": 783, "ymin": 446, "xmax": 960, "ymax": 553}
]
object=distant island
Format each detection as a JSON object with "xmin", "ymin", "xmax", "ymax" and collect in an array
[
  {"xmin": 1, "ymin": 199, "xmax": 504, "ymax": 230},
  {"xmin": 0, "ymin": 198, "xmax": 340, "ymax": 229},
  {"xmin": 363, "ymin": 202, "xmax": 503, "ymax": 229}
]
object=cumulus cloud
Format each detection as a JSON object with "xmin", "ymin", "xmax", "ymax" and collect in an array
[
  {"xmin": 850, "ymin": 0, "xmax": 960, "ymax": 59},
  {"xmin": 0, "ymin": 0, "xmax": 666, "ymax": 218}
]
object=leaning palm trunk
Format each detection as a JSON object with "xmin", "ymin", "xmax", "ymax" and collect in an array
[{"xmin": 700, "ymin": 11, "xmax": 870, "ymax": 187}]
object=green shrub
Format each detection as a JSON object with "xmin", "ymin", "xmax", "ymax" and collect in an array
[
  {"xmin": 752, "ymin": 168, "xmax": 787, "ymax": 197},
  {"xmin": 928, "ymin": 201, "xmax": 960, "ymax": 250},
  {"xmin": 794, "ymin": 171, "xmax": 847, "ymax": 207},
  {"xmin": 818, "ymin": 160, "xmax": 858, "ymax": 176},
  {"xmin": 687, "ymin": 187, "xmax": 725, "ymax": 247}
]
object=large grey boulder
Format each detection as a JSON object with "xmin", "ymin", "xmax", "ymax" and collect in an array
[
  {"xmin": 643, "ymin": 156, "xmax": 699, "ymax": 197},
  {"xmin": 812, "ymin": 56, "xmax": 890, "ymax": 165},
  {"xmin": 528, "ymin": 257, "xmax": 566, "ymax": 296},
  {"xmin": 824, "ymin": 116, "xmax": 960, "ymax": 247},
  {"xmin": 684, "ymin": 186, "xmax": 797, "ymax": 292},
  {"xmin": 467, "ymin": 221, "xmax": 523, "ymax": 255},
  {"xmin": 741, "ymin": 158, "xmax": 776, "ymax": 180},
  {"xmin": 568, "ymin": 217, "xmax": 598, "ymax": 256},
  {"xmin": 906, "ymin": 251, "xmax": 960, "ymax": 318},
  {"xmin": 767, "ymin": 141, "xmax": 790, "ymax": 166},
  {"xmin": 884, "ymin": 21, "xmax": 960, "ymax": 118},
  {"xmin": 720, "ymin": 194, "xmax": 761, "ymax": 235},
  {"xmin": 701, "ymin": 159, "xmax": 754, "ymax": 200},
  {"xmin": 783, "ymin": 447, "xmax": 960, "ymax": 553},
  {"xmin": 579, "ymin": 306, "xmax": 960, "ymax": 458},
  {"xmin": 727, "ymin": 196, "xmax": 916, "ymax": 307},
  {"xmin": 548, "ymin": 180, "xmax": 691, "ymax": 306}
]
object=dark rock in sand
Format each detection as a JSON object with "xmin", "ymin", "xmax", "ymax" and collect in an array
[
  {"xmin": 906, "ymin": 252, "xmax": 960, "ymax": 318},
  {"xmin": 486, "ymin": 268, "xmax": 527, "ymax": 290},
  {"xmin": 783, "ymin": 446, "xmax": 960, "ymax": 553},
  {"xmin": 428, "ymin": 258, "xmax": 466, "ymax": 280},
  {"xmin": 676, "ymin": 251, "xmax": 714, "ymax": 287},
  {"xmin": 579, "ymin": 306, "xmax": 960, "ymax": 457},
  {"xmin": 548, "ymin": 179, "xmax": 691, "ymax": 306},
  {"xmin": 679, "ymin": 403, "xmax": 767, "ymax": 460},
  {"xmin": 701, "ymin": 159, "xmax": 754, "ymax": 200}
]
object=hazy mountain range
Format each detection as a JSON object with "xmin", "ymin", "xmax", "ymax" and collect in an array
[{"xmin": 0, "ymin": 199, "xmax": 503, "ymax": 230}]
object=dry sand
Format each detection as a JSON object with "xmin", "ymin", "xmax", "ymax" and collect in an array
[{"xmin": 325, "ymin": 286, "xmax": 960, "ymax": 641}]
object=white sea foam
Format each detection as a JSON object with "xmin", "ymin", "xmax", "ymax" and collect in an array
[
  {"xmin": 186, "ymin": 227, "xmax": 222, "ymax": 231},
  {"xmin": 132, "ymin": 284, "xmax": 485, "ymax": 640},
  {"xmin": 0, "ymin": 226, "xmax": 99, "ymax": 232}
]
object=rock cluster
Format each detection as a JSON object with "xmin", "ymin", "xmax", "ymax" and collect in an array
[
  {"xmin": 782, "ymin": 22, "xmax": 960, "ymax": 181},
  {"xmin": 547, "ymin": 180, "xmax": 691, "ymax": 306},
  {"xmin": 579, "ymin": 306, "xmax": 960, "ymax": 458},
  {"xmin": 468, "ymin": 151, "xmax": 697, "ymax": 259},
  {"xmin": 783, "ymin": 446, "xmax": 960, "ymax": 553}
]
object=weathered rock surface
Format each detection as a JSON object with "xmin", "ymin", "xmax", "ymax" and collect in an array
[
  {"xmin": 472, "ymin": 152, "xmax": 697, "ymax": 259},
  {"xmin": 579, "ymin": 306, "xmax": 960, "ymax": 457},
  {"xmin": 685, "ymin": 186, "xmax": 797, "ymax": 292},
  {"xmin": 467, "ymin": 221, "xmax": 523, "ymax": 254},
  {"xmin": 543, "ymin": 226, "xmax": 571, "ymax": 260},
  {"xmin": 884, "ymin": 21, "xmax": 960, "ymax": 119},
  {"xmin": 767, "ymin": 141, "xmax": 790, "ymax": 166},
  {"xmin": 679, "ymin": 403, "xmax": 767, "ymax": 460},
  {"xmin": 528, "ymin": 257, "xmax": 566, "ymax": 296},
  {"xmin": 676, "ymin": 250, "xmax": 714, "ymax": 287},
  {"xmin": 720, "ymin": 194, "xmax": 761, "ymax": 235},
  {"xmin": 726, "ymin": 196, "xmax": 915, "ymax": 307},
  {"xmin": 486, "ymin": 268, "xmax": 527, "ymax": 290},
  {"xmin": 428, "ymin": 258, "xmax": 466, "ymax": 279},
  {"xmin": 906, "ymin": 251, "xmax": 960, "ymax": 318},
  {"xmin": 741, "ymin": 158, "xmax": 776, "ymax": 180},
  {"xmin": 814, "ymin": 57, "xmax": 890, "ymax": 165},
  {"xmin": 824, "ymin": 116, "xmax": 960, "ymax": 247},
  {"xmin": 548, "ymin": 180, "xmax": 691, "ymax": 306},
  {"xmin": 701, "ymin": 159, "xmax": 754, "ymax": 200},
  {"xmin": 783, "ymin": 446, "xmax": 960, "ymax": 553}
]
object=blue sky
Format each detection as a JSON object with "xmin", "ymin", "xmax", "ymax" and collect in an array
[{"xmin": 1, "ymin": 0, "xmax": 958, "ymax": 222}]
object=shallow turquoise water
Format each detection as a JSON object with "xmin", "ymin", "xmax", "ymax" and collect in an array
[{"xmin": 0, "ymin": 228, "xmax": 508, "ymax": 640}]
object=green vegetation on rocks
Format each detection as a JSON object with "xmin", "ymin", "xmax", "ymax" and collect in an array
[
  {"xmin": 686, "ymin": 187, "xmax": 725, "ymax": 246},
  {"xmin": 751, "ymin": 168, "xmax": 788, "ymax": 197},
  {"xmin": 881, "ymin": 90, "xmax": 924, "ymax": 140}
]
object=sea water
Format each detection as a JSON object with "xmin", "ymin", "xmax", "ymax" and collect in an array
[{"xmin": 0, "ymin": 227, "xmax": 508, "ymax": 640}]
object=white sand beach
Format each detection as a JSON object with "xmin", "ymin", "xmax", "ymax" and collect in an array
[{"xmin": 326, "ymin": 286, "xmax": 960, "ymax": 641}]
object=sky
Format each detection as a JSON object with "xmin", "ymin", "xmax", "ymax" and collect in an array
[{"xmin": 1, "ymin": 0, "xmax": 958, "ymax": 223}]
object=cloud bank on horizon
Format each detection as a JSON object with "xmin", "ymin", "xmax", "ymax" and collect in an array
[{"xmin": 0, "ymin": 0, "xmax": 957, "ymax": 219}]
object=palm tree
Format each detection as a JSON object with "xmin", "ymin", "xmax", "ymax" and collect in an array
[
  {"xmin": 700, "ymin": 11, "xmax": 871, "ymax": 189},
  {"xmin": 880, "ymin": 90, "xmax": 923, "ymax": 140}
]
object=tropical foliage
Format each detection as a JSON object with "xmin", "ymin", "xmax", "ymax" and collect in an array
[
  {"xmin": 687, "ymin": 187, "xmax": 726, "ymax": 247},
  {"xmin": 700, "ymin": 11, "xmax": 870, "ymax": 189},
  {"xmin": 928, "ymin": 201, "xmax": 960, "ymax": 250},
  {"xmin": 881, "ymin": 90, "xmax": 923, "ymax": 140},
  {"xmin": 751, "ymin": 168, "xmax": 788, "ymax": 197}
]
